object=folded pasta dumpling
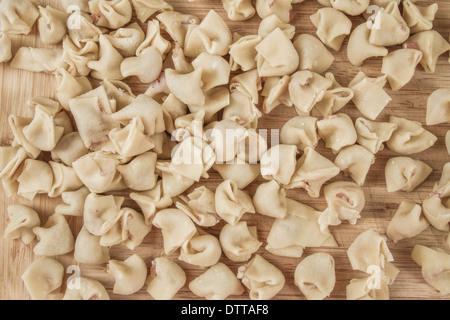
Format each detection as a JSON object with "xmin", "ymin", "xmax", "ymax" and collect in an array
[
  {"xmin": 422, "ymin": 197, "xmax": 450, "ymax": 232},
  {"xmin": 121, "ymin": 47, "xmax": 162, "ymax": 83},
  {"xmin": 386, "ymin": 116, "xmax": 437, "ymax": 154},
  {"xmin": 368, "ymin": 1, "xmax": 410, "ymax": 46},
  {"xmin": 189, "ymin": 262, "xmax": 244, "ymax": 300},
  {"xmin": 38, "ymin": 6, "xmax": 68, "ymax": 45},
  {"xmin": 230, "ymin": 70, "xmax": 262, "ymax": 105},
  {"xmin": 192, "ymin": 53, "xmax": 230, "ymax": 91},
  {"xmin": 355, "ymin": 117, "xmax": 398, "ymax": 154},
  {"xmin": 255, "ymin": 0, "xmax": 292, "ymax": 22},
  {"xmin": 213, "ymin": 161, "xmax": 260, "ymax": 189},
  {"xmin": 179, "ymin": 229, "xmax": 222, "ymax": 267},
  {"xmin": 17, "ymin": 159, "xmax": 53, "ymax": 200},
  {"xmin": 310, "ymin": 7, "xmax": 352, "ymax": 51},
  {"xmin": 33, "ymin": 214, "xmax": 75, "ymax": 257},
  {"xmin": 63, "ymin": 277, "xmax": 110, "ymax": 300},
  {"xmin": 88, "ymin": 35, "xmax": 124, "ymax": 80},
  {"xmin": 411, "ymin": 245, "xmax": 450, "ymax": 295},
  {"xmin": 62, "ymin": 0, "xmax": 91, "ymax": 11},
  {"xmin": 258, "ymin": 14, "xmax": 295, "ymax": 40},
  {"xmin": 334, "ymin": 145, "xmax": 375, "ymax": 186},
  {"xmin": 62, "ymin": 36, "xmax": 99, "ymax": 77},
  {"xmin": 229, "ymin": 35, "xmax": 261, "ymax": 72},
  {"xmin": 402, "ymin": 0, "xmax": 438, "ymax": 34},
  {"xmin": 346, "ymin": 276, "xmax": 390, "ymax": 300},
  {"xmin": 381, "ymin": 49, "xmax": 422, "ymax": 91},
  {"xmin": 347, "ymin": 23, "xmax": 388, "ymax": 67},
  {"xmin": 349, "ymin": 72, "xmax": 392, "ymax": 120},
  {"xmin": 55, "ymin": 187, "xmax": 90, "ymax": 217},
  {"xmin": 48, "ymin": 161, "xmax": 83, "ymax": 198},
  {"xmin": 223, "ymin": 91, "xmax": 262, "ymax": 129},
  {"xmin": 156, "ymin": 11, "xmax": 199, "ymax": 47},
  {"xmin": 220, "ymin": 221, "xmax": 262, "ymax": 262},
  {"xmin": 51, "ymin": 133, "xmax": 89, "ymax": 167},
  {"xmin": 105, "ymin": 22, "xmax": 145, "ymax": 58},
  {"xmin": 289, "ymin": 71, "xmax": 333, "ymax": 116},
  {"xmin": 147, "ymin": 257, "xmax": 186, "ymax": 300},
  {"xmin": 222, "ymin": 0, "xmax": 255, "ymax": 21},
  {"xmin": 0, "ymin": 32, "xmax": 11, "ymax": 63},
  {"xmin": 175, "ymin": 186, "xmax": 219, "ymax": 227},
  {"xmin": 131, "ymin": 0, "xmax": 172, "ymax": 23},
  {"xmin": 236, "ymin": 129, "xmax": 268, "ymax": 164},
  {"xmin": 117, "ymin": 152, "xmax": 157, "ymax": 191},
  {"xmin": 67, "ymin": 12, "xmax": 103, "ymax": 47},
  {"xmin": 286, "ymin": 146, "xmax": 340, "ymax": 198},
  {"xmin": 83, "ymin": 193, "xmax": 124, "ymax": 236},
  {"xmin": 107, "ymin": 254, "xmax": 147, "ymax": 295},
  {"xmin": 387, "ymin": 201, "xmax": 429, "ymax": 243},
  {"xmin": 405, "ymin": 31, "xmax": 450, "ymax": 74},
  {"xmin": 8, "ymin": 115, "xmax": 41, "ymax": 159},
  {"xmin": 165, "ymin": 68, "xmax": 205, "ymax": 106},
  {"xmin": 156, "ymin": 161, "xmax": 195, "ymax": 197},
  {"xmin": 261, "ymin": 75, "xmax": 292, "ymax": 113},
  {"xmin": 109, "ymin": 117, "xmax": 155, "ymax": 157},
  {"xmin": 89, "ymin": 0, "xmax": 132, "ymax": 29},
  {"xmin": 253, "ymin": 180, "xmax": 287, "ymax": 219},
  {"xmin": 130, "ymin": 181, "xmax": 172, "ymax": 225},
  {"xmin": 209, "ymin": 120, "xmax": 247, "ymax": 164},
  {"xmin": 255, "ymin": 27, "xmax": 299, "ymax": 77},
  {"xmin": 426, "ymin": 88, "xmax": 450, "ymax": 126},
  {"xmin": 215, "ymin": 179, "xmax": 255, "ymax": 225},
  {"xmin": 74, "ymin": 226, "xmax": 110, "ymax": 265},
  {"xmin": 266, "ymin": 199, "xmax": 338, "ymax": 258},
  {"xmin": 55, "ymin": 69, "xmax": 92, "ymax": 111},
  {"xmin": 102, "ymin": 80, "xmax": 135, "ymax": 111},
  {"xmin": 22, "ymin": 258, "xmax": 64, "ymax": 300},
  {"xmin": 347, "ymin": 229, "xmax": 399, "ymax": 284},
  {"xmin": 238, "ymin": 254, "xmax": 285, "ymax": 300},
  {"xmin": 317, "ymin": 113, "xmax": 357, "ymax": 154},
  {"xmin": 11, "ymin": 47, "xmax": 66, "ymax": 73},
  {"xmin": 294, "ymin": 253, "xmax": 335, "ymax": 300},
  {"xmin": 280, "ymin": 116, "xmax": 319, "ymax": 151},
  {"xmin": 260, "ymin": 144, "xmax": 297, "ymax": 186},
  {"xmin": 4, "ymin": 205, "xmax": 40, "ymax": 245},
  {"xmin": 0, "ymin": 0, "xmax": 39, "ymax": 35},
  {"xmin": 330, "ymin": 0, "xmax": 370, "ymax": 16},
  {"xmin": 184, "ymin": 10, "xmax": 232, "ymax": 58},
  {"xmin": 153, "ymin": 209, "xmax": 197, "ymax": 255},
  {"xmin": 431, "ymin": 163, "xmax": 450, "ymax": 199},
  {"xmin": 293, "ymin": 34, "xmax": 334, "ymax": 74},
  {"xmin": 385, "ymin": 157, "xmax": 432, "ymax": 193},
  {"xmin": 315, "ymin": 73, "xmax": 354, "ymax": 117}
]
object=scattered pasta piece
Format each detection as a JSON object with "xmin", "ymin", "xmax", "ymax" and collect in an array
[
  {"xmin": 385, "ymin": 157, "xmax": 432, "ymax": 192},
  {"xmin": 3, "ymin": 204, "xmax": 40, "ymax": 245},
  {"xmin": 146, "ymin": 257, "xmax": 186, "ymax": 300},
  {"xmin": 426, "ymin": 88, "xmax": 450, "ymax": 126},
  {"xmin": 0, "ymin": 32, "xmax": 12, "ymax": 63},
  {"xmin": 22, "ymin": 258, "xmax": 64, "ymax": 300},
  {"xmin": 107, "ymin": 254, "xmax": 147, "ymax": 295},
  {"xmin": 179, "ymin": 229, "xmax": 222, "ymax": 267},
  {"xmin": 220, "ymin": 221, "xmax": 262, "ymax": 262},
  {"xmin": 33, "ymin": 214, "xmax": 75, "ymax": 257},
  {"xmin": 63, "ymin": 277, "xmax": 110, "ymax": 300},
  {"xmin": 387, "ymin": 201, "xmax": 429, "ymax": 243}
]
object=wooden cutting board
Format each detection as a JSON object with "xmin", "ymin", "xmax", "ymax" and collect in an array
[{"xmin": 1, "ymin": 0, "xmax": 450, "ymax": 300}]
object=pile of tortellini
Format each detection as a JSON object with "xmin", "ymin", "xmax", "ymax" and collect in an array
[{"xmin": 1, "ymin": 0, "xmax": 450, "ymax": 300}]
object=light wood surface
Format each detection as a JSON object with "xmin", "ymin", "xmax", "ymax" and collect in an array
[{"xmin": 1, "ymin": 0, "xmax": 450, "ymax": 300}]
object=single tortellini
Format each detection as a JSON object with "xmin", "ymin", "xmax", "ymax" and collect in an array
[
  {"xmin": 229, "ymin": 35, "xmax": 261, "ymax": 72},
  {"xmin": 48, "ymin": 161, "xmax": 84, "ymax": 198},
  {"xmin": 74, "ymin": 226, "xmax": 110, "ymax": 265},
  {"xmin": 192, "ymin": 53, "xmax": 230, "ymax": 91},
  {"xmin": 223, "ymin": 91, "xmax": 262, "ymax": 129},
  {"xmin": 131, "ymin": 0, "xmax": 173, "ymax": 23},
  {"xmin": 381, "ymin": 49, "xmax": 422, "ymax": 91},
  {"xmin": 83, "ymin": 192, "xmax": 124, "ymax": 236},
  {"xmin": 310, "ymin": 7, "xmax": 352, "ymax": 51},
  {"xmin": 0, "ymin": 32, "xmax": 11, "ymax": 63},
  {"xmin": 255, "ymin": 27, "xmax": 299, "ymax": 77},
  {"xmin": 0, "ymin": 146, "xmax": 27, "ymax": 195},
  {"xmin": 117, "ymin": 152, "xmax": 157, "ymax": 191},
  {"xmin": 426, "ymin": 88, "xmax": 450, "ymax": 126},
  {"xmin": 346, "ymin": 276, "xmax": 390, "ymax": 300},
  {"xmin": 66, "ymin": 12, "xmax": 103, "ymax": 48},
  {"xmin": 3, "ymin": 205, "xmax": 40, "ymax": 245},
  {"xmin": 189, "ymin": 262, "xmax": 245, "ymax": 300},
  {"xmin": 431, "ymin": 163, "xmax": 450, "ymax": 199},
  {"xmin": 184, "ymin": 10, "xmax": 232, "ymax": 58},
  {"xmin": 293, "ymin": 34, "xmax": 334, "ymax": 74},
  {"xmin": 368, "ymin": 1, "xmax": 410, "ymax": 46},
  {"xmin": 121, "ymin": 47, "xmax": 162, "ymax": 83},
  {"xmin": 102, "ymin": 80, "xmax": 135, "ymax": 111},
  {"xmin": 411, "ymin": 245, "xmax": 450, "ymax": 295},
  {"xmin": 238, "ymin": 254, "xmax": 285, "ymax": 300},
  {"xmin": 334, "ymin": 145, "xmax": 375, "ymax": 186},
  {"xmin": 0, "ymin": 0, "xmax": 39, "ymax": 35},
  {"xmin": 165, "ymin": 68, "xmax": 205, "ymax": 106},
  {"xmin": 22, "ymin": 258, "xmax": 64, "ymax": 300},
  {"xmin": 179, "ymin": 229, "xmax": 222, "ymax": 267},
  {"xmin": 89, "ymin": 0, "xmax": 132, "ymax": 29},
  {"xmin": 285, "ymin": 146, "xmax": 340, "ymax": 198},
  {"xmin": 347, "ymin": 22, "xmax": 388, "ymax": 67},
  {"xmin": 87, "ymin": 35, "xmax": 124, "ymax": 81},
  {"xmin": 387, "ymin": 201, "xmax": 429, "ymax": 243},
  {"xmin": 146, "ymin": 257, "xmax": 186, "ymax": 300},
  {"xmin": 260, "ymin": 144, "xmax": 297, "ymax": 186},
  {"xmin": 280, "ymin": 116, "xmax": 319, "ymax": 151},
  {"xmin": 156, "ymin": 161, "xmax": 195, "ymax": 197},
  {"xmin": 422, "ymin": 197, "xmax": 450, "ymax": 232},
  {"xmin": 175, "ymin": 186, "xmax": 219, "ymax": 227},
  {"xmin": 255, "ymin": 0, "xmax": 292, "ymax": 22},
  {"xmin": 402, "ymin": 0, "xmax": 438, "ymax": 34},
  {"xmin": 349, "ymin": 72, "xmax": 391, "ymax": 120},
  {"xmin": 317, "ymin": 113, "xmax": 357, "ymax": 154},
  {"xmin": 107, "ymin": 254, "xmax": 147, "ymax": 295},
  {"xmin": 288, "ymin": 71, "xmax": 333, "ymax": 116},
  {"xmin": 37, "ymin": 6, "xmax": 68, "ymax": 45},
  {"xmin": 8, "ymin": 115, "xmax": 41, "ymax": 159},
  {"xmin": 294, "ymin": 253, "xmax": 335, "ymax": 300},
  {"xmin": 153, "ymin": 209, "xmax": 197, "ymax": 255},
  {"xmin": 33, "ymin": 214, "xmax": 75, "ymax": 257},
  {"xmin": 11, "ymin": 47, "xmax": 66, "ymax": 73},
  {"xmin": 315, "ymin": 73, "xmax": 354, "ymax": 117},
  {"xmin": 156, "ymin": 11, "xmax": 199, "ymax": 47},
  {"xmin": 266, "ymin": 199, "xmax": 338, "ymax": 258},
  {"xmin": 258, "ymin": 14, "xmax": 295, "ymax": 40},
  {"xmin": 405, "ymin": 31, "xmax": 450, "ymax": 74},
  {"xmin": 219, "ymin": 221, "xmax": 262, "ymax": 262},
  {"xmin": 209, "ymin": 120, "xmax": 247, "ymax": 164},
  {"xmin": 355, "ymin": 117, "xmax": 398, "ymax": 154},
  {"xmin": 63, "ymin": 277, "xmax": 110, "ymax": 300},
  {"xmin": 347, "ymin": 229, "xmax": 399, "ymax": 284},
  {"xmin": 17, "ymin": 159, "xmax": 53, "ymax": 201},
  {"xmin": 215, "ymin": 179, "xmax": 255, "ymax": 225},
  {"xmin": 385, "ymin": 157, "xmax": 432, "ymax": 193},
  {"xmin": 62, "ymin": 36, "xmax": 99, "ymax": 77},
  {"xmin": 253, "ymin": 180, "xmax": 287, "ymax": 219},
  {"xmin": 222, "ymin": 0, "xmax": 255, "ymax": 21},
  {"xmin": 386, "ymin": 116, "xmax": 437, "ymax": 154},
  {"xmin": 261, "ymin": 75, "xmax": 292, "ymax": 114},
  {"xmin": 230, "ymin": 70, "xmax": 262, "ymax": 105},
  {"xmin": 330, "ymin": 0, "xmax": 370, "ymax": 16},
  {"xmin": 213, "ymin": 161, "xmax": 260, "ymax": 189},
  {"xmin": 55, "ymin": 69, "xmax": 93, "ymax": 111}
]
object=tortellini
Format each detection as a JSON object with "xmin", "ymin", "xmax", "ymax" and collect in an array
[
  {"xmin": 22, "ymin": 258, "xmax": 64, "ymax": 300},
  {"xmin": 280, "ymin": 116, "xmax": 319, "ymax": 151},
  {"xmin": 33, "ymin": 214, "xmax": 75, "ymax": 257},
  {"xmin": 74, "ymin": 226, "xmax": 110, "ymax": 265},
  {"xmin": 107, "ymin": 254, "xmax": 147, "ymax": 295},
  {"xmin": 215, "ymin": 179, "xmax": 255, "ymax": 225},
  {"xmin": 346, "ymin": 275, "xmax": 390, "ymax": 300},
  {"xmin": 347, "ymin": 22, "xmax": 388, "ymax": 67},
  {"xmin": 238, "ymin": 254, "xmax": 285, "ymax": 300},
  {"xmin": 38, "ymin": 6, "xmax": 68, "ymax": 45},
  {"xmin": 253, "ymin": 180, "xmax": 287, "ymax": 219},
  {"xmin": 293, "ymin": 34, "xmax": 334, "ymax": 74},
  {"xmin": 315, "ymin": 73, "xmax": 354, "ymax": 117},
  {"xmin": 387, "ymin": 201, "xmax": 429, "ymax": 243},
  {"xmin": 189, "ymin": 262, "xmax": 245, "ymax": 300},
  {"xmin": 310, "ymin": 7, "xmax": 352, "ymax": 51},
  {"xmin": 0, "ymin": 0, "xmax": 39, "ymax": 35},
  {"xmin": 130, "ymin": 181, "xmax": 173, "ymax": 224},
  {"xmin": 146, "ymin": 257, "xmax": 186, "ymax": 300},
  {"xmin": 355, "ymin": 117, "xmax": 398, "ymax": 154},
  {"xmin": 255, "ymin": 0, "xmax": 292, "ymax": 22},
  {"xmin": 131, "ymin": 0, "xmax": 173, "ymax": 23},
  {"xmin": 334, "ymin": 145, "xmax": 375, "ymax": 186},
  {"xmin": 117, "ymin": 152, "xmax": 158, "ymax": 191},
  {"xmin": 87, "ymin": 35, "xmax": 124, "ymax": 80},
  {"xmin": 260, "ymin": 144, "xmax": 297, "ymax": 186},
  {"xmin": 229, "ymin": 35, "xmax": 260, "ymax": 72},
  {"xmin": 381, "ymin": 49, "xmax": 422, "ymax": 91},
  {"xmin": 89, "ymin": 0, "xmax": 132, "ymax": 29},
  {"xmin": 402, "ymin": 0, "xmax": 438, "ymax": 34},
  {"xmin": 261, "ymin": 75, "xmax": 292, "ymax": 113},
  {"xmin": 330, "ymin": 0, "xmax": 370, "ymax": 16},
  {"xmin": 3, "ymin": 205, "xmax": 40, "ymax": 245},
  {"xmin": 222, "ymin": 0, "xmax": 255, "ymax": 21},
  {"xmin": 258, "ymin": 14, "xmax": 295, "ymax": 40},
  {"xmin": 317, "ymin": 113, "xmax": 357, "ymax": 154},
  {"xmin": 0, "ymin": 32, "xmax": 12, "ymax": 63},
  {"xmin": 179, "ymin": 229, "xmax": 222, "ymax": 267},
  {"xmin": 422, "ymin": 196, "xmax": 450, "ymax": 232},
  {"xmin": 219, "ymin": 221, "xmax": 262, "ymax": 262},
  {"xmin": 17, "ymin": 159, "xmax": 53, "ymax": 200},
  {"xmin": 385, "ymin": 157, "xmax": 432, "ymax": 192},
  {"xmin": 175, "ymin": 186, "xmax": 219, "ymax": 227},
  {"xmin": 11, "ymin": 47, "xmax": 66, "ymax": 73},
  {"xmin": 63, "ymin": 277, "xmax": 110, "ymax": 300},
  {"xmin": 294, "ymin": 253, "xmax": 336, "ymax": 300},
  {"xmin": 426, "ymin": 88, "xmax": 450, "ymax": 126}
]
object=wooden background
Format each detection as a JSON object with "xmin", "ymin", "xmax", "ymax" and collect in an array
[{"xmin": 1, "ymin": 0, "xmax": 450, "ymax": 300}]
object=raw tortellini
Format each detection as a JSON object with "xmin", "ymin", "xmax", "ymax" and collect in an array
[
  {"xmin": 146, "ymin": 257, "xmax": 186, "ymax": 300},
  {"xmin": 0, "ymin": 0, "xmax": 39, "ymax": 35},
  {"xmin": 426, "ymin": 88, "xmax": 450, "ymax": 126},
  {"xmin": 3, "ymin": 205, "xmax": 40, "ymax": 244},
  {"xmin": 387, "ymin": 201, "xmax": 429, "ymax": 243},
  {"xmin": 33, "ymin": 214, "xmax": 75, "ymax": 257},
  {"xmin": 63, "ymin": 277, "xmax": 110, "ymax": 300},
  {"xmin": 384, "ymin": 157, "xmax": 432, "ymax": 192},
  {"xmin": 219, "ymin": 221, "xmax": 262, "ymax": 262},
  {"xmin": 215, "ymin": 179, "xmax": 255, "ymax": 225},
  {"xmin": 0, "ymin": 32, "xmax": 12, "ymax": 63},
  {"xmin": 222, "ymin": 0, "xmax": 255, "ymax": 21},
  {"xmin": 107, "ymin": 254, "xmax": 147, "ymax": 295},
  {"xmin": 310, "ymin": 7, "xmax": 352, "ymax": 51},
  {"xmin": 22, "ymin": 258, "xmax": 64, "ymax": 300}
]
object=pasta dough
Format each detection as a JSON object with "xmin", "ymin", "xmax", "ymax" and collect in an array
[
  {"xmin": 3, "ymin": 205, "xmax": 40, "ymax": 245},
  {"xmin": 88, "ymin": 0, "xmax": 132, "ymax": 29},
  {"xmin": 317, "ymin": 113, "xmax": 357, "ymax": 154},
  {"xmin": 130, "ymin": 181, "xmax": 173, "ymax": 224},
  {"xmin": 38, "ymin": 6, "xmax": 68, "ymax": 45},
  {"xmin": 315, "ymin": 73, "xmax": 354, "ymax": 117},
  {"xmin": 260, "ymin": 144, "xmax": 297, "ymax": 186},
  {"xmin": 330, "ymin": 0, "xmax": 370, "ymax": 16},
  {"xmin": 258, "ymin": 14, "xmax": 295, "ymax": 40},
  {"xmin": 385, "ymin": 157, "xmax": 432, "ymax": 192},
  {"xmin": 256, "ymin": 0, "xmax": 292, "ymax": 22},
  {"xmin": 131, "ymin": 0, "xmax": 173, "ymax": 23},
  {"xmin": 355, "ymin": 117, "xmax": 398, "ymax": 154},
  {"xmin": 74, "ymin": 226, "xmax": 110, "ymax": 265},
  {"xmin": 147, "ymin": 257, "xmax": 186, "ymax": 300},
  {"xmin": 179, "ymin": 229, "xmax": 222, "ymax": 267},
  {"xmin": 422, "ymin": 196, "xmax": 450, "ymax": 232},
  {"xmin": 346, "ymin": 276, "xmax": 390, "ymax": 300},
  {"xmin": 347, "ymin": 22, "xmax": 388, "ymax": 67},
  {"xmin": 219, "ymin": 221, "xmax": 262, "ymax": 262},
  {"xmin": 402, "ymin": 0, "xmax": 438, "ymax": 34},
  {"xmin": 222, "ymin": 0, "xmax": 255, "ymax": 21},
  {"xmin": 387, "ymin": 201, "xmax": 429, "ymax": 243},
  {"xmin": 22, "ymin": 258, "xmax": 64, "ymax": 300},
  {"xmin": 175, "ymin": 186, "xmax": 219, "ymax": 227}
]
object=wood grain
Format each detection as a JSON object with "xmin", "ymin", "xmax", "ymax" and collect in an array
[{"xmin": 1, "ymin": 0, "xmax": 450, "ymax": 300}]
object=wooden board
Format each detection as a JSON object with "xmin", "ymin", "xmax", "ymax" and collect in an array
[{"xmin": 1, "ymin": 0, "xmax": 450, "ymax": 300}]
